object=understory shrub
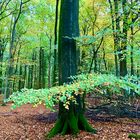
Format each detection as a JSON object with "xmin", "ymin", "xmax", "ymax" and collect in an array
[{"xmin": 8, "ymin": 73, "xmax": 140, "ymax": 110}]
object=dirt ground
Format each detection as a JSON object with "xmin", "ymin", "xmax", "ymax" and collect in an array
[{"xmin": 0, "ymin": 102, "xmax": 139, "ymax": 140}]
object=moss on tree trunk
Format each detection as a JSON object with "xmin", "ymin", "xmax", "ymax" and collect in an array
[
  {"xmin": 46, "ymin": 0, "xmax": 96, "ymax": 139},
  {"xmin": 46, "ymin": 103, "xmax": 96, "ymax": 139},
  {"xmin": 46, "ymin": 96, "xmax": 96, "ymax": 139}
]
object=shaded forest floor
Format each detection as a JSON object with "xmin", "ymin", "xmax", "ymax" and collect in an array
[{"xmin": 0, "ymin": 96, "xmax": 140, "ymax": 140}]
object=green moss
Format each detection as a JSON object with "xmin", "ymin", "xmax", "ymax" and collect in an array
[
  {"xmin": 46, "ymin": 111, "xmax": 96, "ymax": 139},
  {"xmin": 128, "ymin": 133, "xmax": 140, "ymax": 140},
  {"xmin": 78, "ymin": 114, "xmax": 97, "ymax": 133},
  {"xmin": 68, "ymin": 110, "xmax": 79, "ymax": 135},
  {"xmin": 61, "ymin": 120, "xmax": 68, "ymax": 135}
]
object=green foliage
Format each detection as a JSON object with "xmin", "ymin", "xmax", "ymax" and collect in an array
[
  {"xmin": 128, "ymin": 133, "xmax": 140, "ymax": 140},
  {"xmin": 8, "ymin": 73, "xmax": 140, "ymax": 110},
  {"xmin": 75, "ymin": 27, "xmax": 112, "ymax": 46}
]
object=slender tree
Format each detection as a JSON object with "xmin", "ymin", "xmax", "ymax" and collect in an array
[
  {"xmin": 0, "ymin": 38, "xmax": 7, "ymax": 94},
  {"xmin": 53, "ymin": 0, "xmax": 59, "ymax": 86},
  {"xmin": 39, "ymin": 47, "xmax": 45, "ymax": 88},
  {"xmin": 119, "ymin": 0, "xmax": 128, "ymax": 77},
  {"xmin": 108, "ymin": 0, "xmax": 120, "ymax": 76},
  {"xmin": 4, "ymin": 0, "xmax": 30, "ymax": 99}
]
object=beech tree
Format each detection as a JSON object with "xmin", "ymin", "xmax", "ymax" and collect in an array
[{"xmin": 47, "ymin": 0, "xmax": 96, "ymax": 138}]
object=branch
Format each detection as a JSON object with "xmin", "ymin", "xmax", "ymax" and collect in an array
[
  {"xmin": 0, "ymin": 0, "xmax": 11, "ymax": 16},
  {"xmin": 95, "ymin": 36, "xmax": 104, "ymax": 54},
  {"xmin": 0, "ymin": 10, "xmax": 16, "ymax": 21},
  {"xmin": 133, "ymin": 28, "xmax": 140, "ymax": 35}
]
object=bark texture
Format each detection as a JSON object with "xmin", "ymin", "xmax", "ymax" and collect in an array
[{"xmin": 47, "ymin": 0, "xmax": 96, "ymax": 138}]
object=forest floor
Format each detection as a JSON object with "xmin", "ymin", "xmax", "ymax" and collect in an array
[{"xmin": 0, "ymin": 96, "xmax": 140, "ymax": 140}]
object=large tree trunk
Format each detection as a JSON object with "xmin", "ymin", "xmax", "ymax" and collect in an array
[
  {"xmin": 47, "ymin": 0, "xmax": 96, "ymax": 138},
  {"xmin": 48, "ymin": 95, "xmax": 96, "ymax": 138}
]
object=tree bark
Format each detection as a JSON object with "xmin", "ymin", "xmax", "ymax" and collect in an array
[
  {"xmin": 108, "ymin": 0, "xmax": 119, "ymax": 76},
  {"xmin": 89, "ymin": 37, "xmax": 103, "ymax": 73},
  {"xmin": 119, "ymin": 0, "xmax": 128, "ymax": 77},
  {"xmin": 102, "ymin": 46, "xmax": 107, "ymax": 71},
  {"xmin": 0, "ymin": 38, "xmax": 7, "ymax": 94},
  {"xmin": 39, "ymin": 47, "xmax": 45, "ymax": 88},
  {"xmin": 53, "ymin": 0, "xmax": 59, "ymax": 86},
  {"xmin": 48, "ymin": 38, "xmax": 52, "ymax": 88},
  {"xmin": 47, "ymin": 0, "xmax": 96, "ymax": 138}
]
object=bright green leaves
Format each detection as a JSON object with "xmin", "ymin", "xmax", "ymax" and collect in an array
[{"xmin": 8, "ymin": 73, "xmax": 140, "ymax": 110}]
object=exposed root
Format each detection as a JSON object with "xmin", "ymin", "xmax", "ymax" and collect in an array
[
  {"xmin": 46, "ymin": 113, "xmax": 96, "ymax": 139},
  {"xmin": 78, "ymin": 114, "xmax": 97, "ymax": 133}
]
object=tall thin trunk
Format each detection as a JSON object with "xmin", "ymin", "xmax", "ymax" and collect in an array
[
  {"xmin": 108, "ymin": 0, "xmax": 119, "ymax": 76},
  {"xmin": 39, "ymin": 47, "xmax": 42, "ymax": 88},
  {"xmin": 89, "ymin": 37, "xmax": 103, "ymax": 73},
  {"xmin": 130, "ymin": 0, "xmax": 136, "ymax": 76},
  {"xmin": 18, "ymin": 65, "xmax": 24, "ymax": 90},
  {"xmin": 38, "ymin": 47, "xmax": 45, "ymax": 88},
  {"xmin": 102, "ymin": 46, "xmax": 107, "ymax": 71},
  {"xmin": 42, "ymin": 48, "xmax": 45, "ymax": 88},
  {"xmin": 48, "ymin": 38, "xmax": 52, "ymax": 88},
  {"xmin": 31, "ymin": 52, "xmax": 35, "ymax": 88},
  {"xmin": 32, "ymin": 51, "xmax": 37, "ymax": 89},
  {"xmin": 27, "ymin": 65, "xmax": 32, "ymax": 88},
  {"xmin": 119, "ymin": 0, "xmax": 128, "ymax": 77},
  {"xmin": 94, "ymin": 53, "xmax": 97, "ymax": 72},
  {"xmin": 0, "ymin": 38, "xmax": 6, "ymax": 94},
  {"xmin": 4, "ymin": 16, "xmax": 17, "ymax": 99},
  {"xmin": 130, "ymin": 26, "xmax": 134, "ymax": 75},
  {"xmin": 53, "ymin": 0, "xmax": 59, "ymax": 86},
  {"xmin": 23, "ymin": 65, "xmax": 27, "ymax": 88},
  {"xmin": 114, "ymin": 0, "xmax": 121, "ymax": 76}
]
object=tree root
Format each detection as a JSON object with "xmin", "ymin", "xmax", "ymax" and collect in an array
[{"xmin": 46, "ymin": 113, "xmax": 96, "ymax": 139}]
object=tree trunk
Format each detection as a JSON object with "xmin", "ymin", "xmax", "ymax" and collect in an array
[
  {"xmin": 4, "ymin": 16, "xmax": 17, "ymax": 99},
  {"xmin": 32, "ymin": 50, "xmax": 37, "ymax": 89},
  {"xmin": 119, "ymin": 0, "xmax": 128, "ymax": 77},
  {"xmin": 48, "ymin": 95, "xmax": 96, "ymax": 138},
  {"xmin": 48, "ymin": 38, "xmax": 52, "ymax": 88},
  {"xmin": 18, "ymin": 65, "xmax": 24, "ymax": 90},
  {"xmin": 130, "ymin": 27, "xmax": 134, "ymax": 76},
  {"xmin": 28, "ymin": 65, "xmax": 32, "ymax": 88},
  {"xmin": 130, "ymin": 0, "xmax": 136, "ymax": 76},
  {"xmin": 47, "ymin": 0, "xmax": 96, "ymax": 138},
  {"xmin": 94, "ymin": 53, "xmax": 97, "ymax": 73},
  {"xmin": 0, "ymin": 38, "xmax": 6, "ymax": 94},
  {"xmin": 89, "ymin": 37, "xmax": 103, "ymax": 73},
  {"xmin": 39, "ymin": 47, "xmax": 45, "ymax": 88},
  {"xmin": 108, "ymin": 0, "xmax": 119, "ymax": 76},
  {"xmin": 23, "ymin": 65, "xmax": 27, "ymax": 88},
  {"xmin": 102, "ymin": 46, "xmax": 107, "ymax": 71},
  {"xmin": 53, "ymin": 0, "xmax": 59, "ymax": 86}
]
